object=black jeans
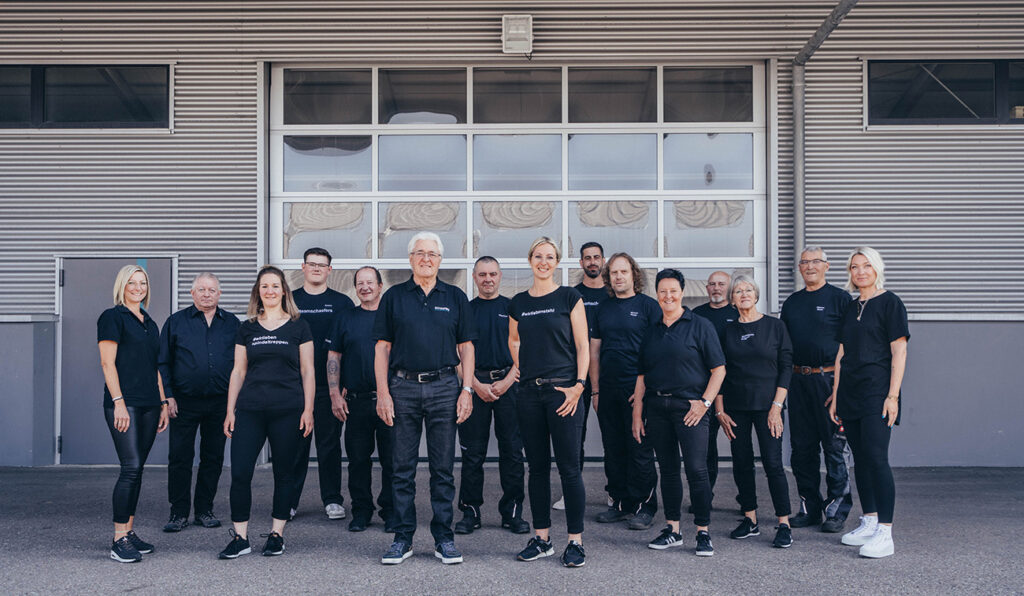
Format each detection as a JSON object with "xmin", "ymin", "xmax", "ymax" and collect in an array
[
  {"xmin": 729, "ymin": 410, "xmax": 792, "ymax": 518},
  {"xmin": 788, "ymin": 373, "xmax": 853, "ymax": 520},
  {"xmin": 288, "ymin": 391, "xmax": 343, "ymax": 509},
  {"xmin": 229, "ymin": 408, "xmax": 303, "ymax": 523},
  {"xmin": 104, "ymin": 405, "xmax": 161, "ymax": 524},
  {"xmin": 844, "ymin": 414, "xmax": 895, "ymax": 524},
  {"xmin": 457, "ymin": 377, "xmax": 525, "ymax": 519},
  {"xmin": 644, "ymin": 396, "xmax": 711, "ymax": 526},
  {"xmin": 517, "ymin": 381, "xmax": 586, "ymax": 535},
  {"xmin": 596, "ymin": 382, "xmax": 658, "ymax": 514},
  {"xmin": 167, "ymin": 397, "xmax": 227, "ymax": 518},
  {"xmin": 707, "ymin": 411, "xmax": 720, "ymax": 493},
  {"xmin": 390, "ymin": 373, "xmax": 459, "ymax": 545},
  {"xmin": 578, "ymin": 382, "xmax": 592, "ymax": 469},
  {"xmin": 345, "ymin": 392, "xmax": 394, "ymax": 521}
]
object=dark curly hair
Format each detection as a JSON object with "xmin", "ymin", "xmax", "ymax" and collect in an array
[{"xmin": 601, "ymin": 252, "xmax": 644, "ymax": 296}]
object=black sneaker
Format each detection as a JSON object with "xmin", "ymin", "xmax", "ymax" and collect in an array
[
  {"xmin": 502, "ymin": 515, "xmax": 531, "ymax": 534},
  {"xmin": 348, "ymin": 516, "xmax": 371, "ymax": 532},
  {"xmin": 261, "ymin": 532, "xmax": 285, "ymax": 556},
  {"xmin": 560, "ymin": 541, "xmax": 586, "ymax": 568},
  {"xmin": 596, "ymin": 505, "xmax": 630, "ymax": 523},
  {"xmin": 218, "ymin": 530, "xmax": 251, "ymax": 560},
  {"xmin": 648, "ymin": 526, "xmax": 684, "ymax": 550},
  {"xmin": 516, "ymin": 536, "xmax": 554, "ymax": 561},
  {"xmin": 454, "ymin": 510, "xmax": 481, "ymax": 535},
  {"xmin": 125, "ymin": 530, "xmax": 154, "ymax": 554},
  {"xmin": 628, "ymin": 510, "xmax": 655, "ymax": 530},
  {"xmin": 772, "ymin": 524, "xmax": 793, "ymax": 548},
  {"xmin": 163, "ymin": 514, "xmax": 189, "ymax": 533},
  {"xmin": 789, "ymin": 511, "xmax": 821, "ymax": 528},
  {"xmin": 110, "ymin": 536, "xmax": 142, "ymax": 563},
  {"xmin": 195, "ymin": 511, "xmax": 222, "ymax": 529},
  {"xmin": 695, "ymin": 531, "xmax": 714, "ymax": 557},
  {"xmin": 821, "ymin": 516, "xmax": 846, "ymax": 533},
  {"xmin": 434, "ymin": 541, "xmax": 463, "ymax": 565},
  {"xmin": 381, "ymin": 540, "xmax": 413, "ymax": 565},
  {"xmin": 729, "ymin": 518, "xmax": 760, "ymax": 539}
]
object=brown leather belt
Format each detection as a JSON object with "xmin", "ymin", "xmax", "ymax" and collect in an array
[{"xmin": 793, "ymin": 365, "xmax": 835, "ymax": 375}]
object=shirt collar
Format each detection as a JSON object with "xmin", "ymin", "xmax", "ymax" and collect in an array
[
  {"xmin": 188, "ymin": 305, "xmax": 223, "ymax": 319},
  {"xmin": 659, "ymin": 307, "xmax": 693, "ymax": 329},
  {"xmin": 115, "ymin": 304, "xmax": 151, "ymax": 322},
  {"xmin": 403, "ymin": 276, "xmax": 447, "ymax": 294}
]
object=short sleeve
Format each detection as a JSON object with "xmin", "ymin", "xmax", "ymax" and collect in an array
[
  {"xmin": 327, "ymin": 311, "xmax": 345, "ymax": 352},
  {"xmin": 455, "ymin": 289, "xmax": 477, "ymax": 343},
  {"xmin": 645, "ymin": 297, "xmax": 661, "ymax": 328},
  {"xmin": 507, "ymin": 294, "xmax": 520, "ymax": 321},
  {"xmin": 697, "ymin": 318, "xmax": 726, "ymax": 370},
  {"xmin": 836, "ymin": 304, "xmax": 853, "ymax": 345},
  {"xmin": 565, "ymin": 287, "xmax": 584, "ymax": 312},
  {"xmin": 373, "ymin": 289, "xmax": 396, "ymax": 342},
  {"xmin": 885, "ymin": 294, "xmax": 911, "ymax": 343},
  {"xmin": 234, "ymin": 324, "xmax": 247, "ymax": 346},
  {"xmin": 296, "ymin": 318, "xmax": 314, "ymax": 344},
  {"xmin": 591, "ymin": 302, "xmax": 603, "ymax": 339},
  {"xmin": 97, "ymin": 309, "xmax": 122, "ymax": 343}
]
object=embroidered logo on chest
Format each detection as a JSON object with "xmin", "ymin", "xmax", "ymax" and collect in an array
[
  {"xmin": 816, "ymin": 306, "xmax": 825, "ymax": 312},
  {"xmin": 629, "ymin": 311, "xmax": 639, "ymax": 317},
  {"xmin": 740, "ymin": 333, "xmax": 755, "ymax": 341},
  {"xmin": 434, "ymin": 306, "xmax": 451, "ymax": 312}
]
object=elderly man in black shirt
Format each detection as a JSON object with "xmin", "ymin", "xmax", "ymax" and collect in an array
[{"xmin": 158, "ymin": 272, "xmax": 240, "ymax": 532}]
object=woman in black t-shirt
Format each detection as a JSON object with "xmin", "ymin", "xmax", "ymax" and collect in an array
[
  {"xmin": 97, "ymin": 265, "xmax": 170, "ymax": 563},
  {"xmin": 508, "ymin": 237, "xmax": 590, "ymax": 568},
  {"xmin": 829, "ymin": 247, "xmax": 908, "ymax": 559},
  {"xmin": 218, "ymin": 265, "xmax": 315, "ymax": 560}
]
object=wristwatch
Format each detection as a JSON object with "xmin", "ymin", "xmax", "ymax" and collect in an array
[
  {"xmin": 576, "ymin": 379, "xmax": 586, "ymax": 387},
  {"xmin": 701, "ymin": 398, "xmax": 713, "ymax": 408}
]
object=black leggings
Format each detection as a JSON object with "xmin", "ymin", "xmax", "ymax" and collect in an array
[
  {"xmin": 104, "ymin": 405, "xmax": 161, "ymax": 524},
  {"xmin": 229, "ymin": 408, "xmax": 303, "ymax": 523},
  {"xmin": 645, "ymin": 396, "xmax": 711, "ymax": 526},
  {"xmin": 844, "ymin": 415, "xmax": 895, "ymax": 524},
  {"xmin": 729, "ymin": 410, "xmax": 792, "ymax": 518}
]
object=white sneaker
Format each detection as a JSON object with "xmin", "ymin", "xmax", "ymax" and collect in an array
[
  {"xmin": 607, "ymin": 494, "xmax": 615, "ymax": 507},
  {"xmin": 326, "ymin": 503, "xmax": 347, "ymax": 520},
  {"xmin": 841, "ymin": 515, "xmax": 878, "ymax": 546},
  {"xmin": 552, "ymin": 496, "xmax": 565, "ymax": 511},
  {"xmin": 859, "ymin": 525, "xmax": 894, "ymax": 558}
]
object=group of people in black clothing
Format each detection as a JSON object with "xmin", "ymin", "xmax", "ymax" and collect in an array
[{"xmin": 97, "ymin": 235, "xmax": 908, "ymax": 565}]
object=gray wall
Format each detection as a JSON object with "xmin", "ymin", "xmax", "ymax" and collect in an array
[{"xmin": 0, "ymin": 320, "xmax": 55, "ymax": 466}]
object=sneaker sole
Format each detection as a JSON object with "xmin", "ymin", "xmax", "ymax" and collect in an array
[
  {"xmin": 454, "ymin": 523, "xmax": 480, "ymax": 534},
  {"xmin": 435, "ymin": 551, "xmax": 464, "ymax": 564},
  {"xmin": 381, "ymin": 550, "xmax": 413, "ymax": 565},
  {"xmin": 109, "ymin": 551, "xmax": 142, "ymax": 563},
  {"xmin": 196, "ymin": 520, "xmax": 222, "ymax": 528},
  {"xmin": 262, "ymin": 547, "xmax": 285, "ymax": 556},
  {"xmin": 327, "ymin": 512, "xmax": 347, "ymax": 520},
  {"xmin": 162, "ymin": 525, "xmax": 187, "ymax": 533},
  {"xmin": 517, "ymin": 548, "xmax": 554, "ymax": 561},
  {"xmin": 773, "ymin": 541, "xmax": 793, "ymax": 548},
  {"xmin": 218, "ymin": 547, "xmax": 251, "ymax": 559},
  {"xmin": 696, "ymin": 549, "xmax": 715, "ymax": 557},
  {"xmin": 730, "ymin": 531, "xmax": 760, "ymax": 539},
  {"xmin": 841, "ymin": 535, "xmax": 871, "ymax": 546},
  {"xmin": 648, "ymin": 540, "xmax": 684, "ymax": 550},
  {"xmin": 859, "ymin": 547, "xmax": 894, "ymax": 558},
  {"xmin": 502, "ymin": 523, "xmax": 531, "ymax": 534},
  {"xmin": 561, "ymin": 559, "xmax": 586, "ymax": 568},
  {"xmin": 135, "ymin": 547, "xmax": 154, "ymax": 554}
]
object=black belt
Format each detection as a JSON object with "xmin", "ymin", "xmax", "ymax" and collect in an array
[
  {"xmin": 793, "ymin": 365, "xmax": 835, "ymax": 375},
  {"xmin": 525, "ymin": 377, "xmax": 572, "ymax": 387},
  {"xmin": 393, "ymin": 366, "xmax": 457, "ymax": 383},
  {"xmin": 654, "ymin": 390, "xmax": 679, "ymax": 398},
  {"xmin": 476, "ymin": 366, "xmax": 512, "ymax": 381},
  {"xmin": 347, "ymin": 390, "xmax": 377, "ymax": 400}
]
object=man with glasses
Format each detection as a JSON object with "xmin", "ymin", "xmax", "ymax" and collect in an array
[
  {"xmin": 287, "ymin": 247, "xmax": 354, "ymax": 521},
  {"xmin": 780, "ymin": 247, "xmax": 854, "ymax": 533},
  {"xmin": 375, "ymin": 232, "xmax": 476, "ymax": 566}
]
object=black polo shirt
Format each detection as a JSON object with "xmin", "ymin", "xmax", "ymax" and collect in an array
[
  {"xmin": 574, "ymin": 282, "xmax": 610, "ymax": 338},
  {"xmin": 692, "ymin": 302, "xmax": 739, "ymax": 346},
  {"xmin": 97, "ymin": 305, "xmax": 161, "ymax": 408},
  {"xmin": 373, "ymin": 276, "xmax": 476, "ymax": 373},
  {"xmin": 837, "ymin": 291, "xmax": 910, "ymax": 422},
  {"xmin": 470, "ymin": 295, "xmax": 514, "ymax": 372},
  {"xmin": 509, "ymin": 286, "xmax": 583, "ymax": 381},
  {"xmin": 327, "ymin": 305, "xmax": 378, "ymax": 393},
  {"xmin": 639, "ymin": 307, "xmax": 725, "ymax": 399},
  {"xmin": 292, "ymin": 287, "xmax": 355, "ymax": 394},
  {"xmin": 158, "ymin": 305, "xmax": 240, "ymax": 400},
  {"xmin": 235, "ymin": 318, "xmax": 313, "ymax": 412},
  {"xmin": 592, "ymin": 293, "xmax": 661, "ymax": 388},
  {"xmin": 720, "ymin": 315, "xmax": 793, "ymax": 411},
  {"xmin": 780, "ymin": 283, "xmax": 852, "ymax": 367}
]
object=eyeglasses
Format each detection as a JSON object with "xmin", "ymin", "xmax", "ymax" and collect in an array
[
  {"xmin": 410, "ymin": 251, "xmax": 441, "ymax": 260},
  {"xmin": 304, "ymin": 261, "xmax": 330, "ymax": 269},
  {"xmin": 799, "ymin": 259, "xmax": 826, "ymax": 266}
]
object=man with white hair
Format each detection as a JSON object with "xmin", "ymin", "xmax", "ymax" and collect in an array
[{"xmin": 374, "ymin": 232, "xmax": 476, "ymax": 566}]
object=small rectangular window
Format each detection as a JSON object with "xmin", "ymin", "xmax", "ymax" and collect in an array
[
  {"xmin": 283, "ymin": 136, "xmax": 372, "ymax": 192},
  {"xmin": 379, "ymin": 69, "xmax": 466, "ymax": 124},
  {"xmin": 0, "ymin": 67, "xmax": 32, "ymax": 126},
  {"xmin": 664, "ymin": 67, "xmax": 753, "ymax": 122},
  {"xmin": 568, "ymin": 68, "xmax": 656, "ymax": 123},
  {"xmin": 1009, "ymin": 62, "xmax": 1024, "ymax": 121},
  {"xmin": 283, "ymin": 69, "xmax": 371, "ymax": 125},
  {"xmin": 473, "ymin": 68, "xmax": 561, "ymax": 123}
]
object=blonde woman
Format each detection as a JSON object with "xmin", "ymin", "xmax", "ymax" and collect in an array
[
  {"xmin": 97, "ymin": 264, "xmax": 170, "ymax": 563},
  {"xmin": 218, "ymin": 265, "xmax": 315, "ymax": 560}
]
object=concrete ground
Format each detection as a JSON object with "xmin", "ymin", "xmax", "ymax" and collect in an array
[{"xmin": 0, "ymin": 465, "xmax": 1021, "ymax": 595}]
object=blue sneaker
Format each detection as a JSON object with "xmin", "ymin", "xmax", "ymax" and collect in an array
[
  {"xmin": 434, "ymin": 541, "xmax": 463, "ymax": 564},
  {"xmin": 381, "ymin": 541, "xmax": 413, "ymax": 565}
]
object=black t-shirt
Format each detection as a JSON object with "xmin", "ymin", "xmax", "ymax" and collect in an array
[
  {"xmin": 837, "ymin": 291, "xmax": 910, "ymax": 422},
  {"xmin": 639, "ymin": 308, "xmax": 725, "ymax": 399},
  {"xmin": 97, "ymin": 306, "xmax": 162, "ymax": 408},
  {"xmin": 592, "ymin": 293, "xmax": 661, "ymax": 388},
  {"xmin": 292, "ymin": 287, "xmax": 354, "ymax": 393},
  {"xmin": 720, "ymin": 315, "xmax": 793, "ymax": 411},
  {"xmin": 574, "ymin": 282, "xmax": 610, "ymax": 338},
  {"xmin": 509, "ymin": 286, "xmax": 583, "ymax": 381},
  {"xmin": 780, "ymin": 283, "xmax": 853, "ymax": 367},
  {"xmin": 470, "ymin": 295, "xmax": 513, "ymax": 371},
  {"xmin": 235, "ymin": 318, "xmax": 313, "ymax": 412},
  {"xmin": 327, "ymin": 305, "xmax": 378, "ymax": 394},
  {"xmin": 693, "ymin": 302, "xmax": 740, "ymax": 346}
]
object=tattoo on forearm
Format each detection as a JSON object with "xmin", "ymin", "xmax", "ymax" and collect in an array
[{"xmin": 327, "ymin": 358, "xmax": 340, "ymax": 389}]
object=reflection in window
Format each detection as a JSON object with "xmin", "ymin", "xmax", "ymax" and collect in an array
[
  {"xmin": 666, "ymin": 200, "xmax": 754, "ymax": 258},
  {"xmin": 283, "ymin": 69, "xmax": 371, "ymax": 124},
  {"xmin": 664, "ymin": 133, "xmax": 753, "ymax": 190},
  {"xmin": 474, "ymin": 68, "xmax": 561, "ymax": 123},
  {"xmin": 283, "ymin": 136, "xmax": 371, "ymax": 192},
  {"xmin": 568, "ymin": 134, "xmax": 657, "ymax": 190},
  {"xmin": 380, "ymin": 268, "xmax": 466, "ymax": 291},
  {"xmin": 283, "ymin": 203, "xmax": 371, "ymax": 259},
  {"xmin": 379, "ymin": 69, "xmax": 466, "ymax": 124},
  {"xmin": 569, "ymin": 68, "xmax": 656, "ymax": 123},
  {"xmin": 869, "ymin": 62, "xmax": 995, "ymax": 122},
  {"xmin": 1010, "ymin": 63, "xmax": 1024, "ymax": 120},
  {"xmin": 664, "ymin": 67, "xmax": 753, "ymax": 122},
  {"xmin": 44, "ymin": 66, "xmax": 168, "ymax": 127},
  {"xmin": 0, "ymin": 67, "xmax": 32, "ymax": 126},
  {"xmin": 473, "ymin": 135, "xmax": 561, "ymax": 191},
  {"xmin": 378, "ymin": 202, "xmax": 467, "ymax": 258},
  {"xmin": 473, "ymin": 201, "xmax": 560, "ymax": 258},
  {"xmin": 568, "ymin": 201, "xmax": 656, "ymax": 258},
  {"xmin": 378, "ymin": 135, "xmax": 467, "ymax": 191}
]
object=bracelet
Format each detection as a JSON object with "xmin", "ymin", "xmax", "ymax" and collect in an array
[
  {"xmin": 161, "ymin": 399, "xmax": 169, "ymax": 406},
  {"xmin": 111, "ymin": 395, "xmax": 124, "ymax": 403},
  {"xmin": 886, "ymin": 394, "xmax": 899, "ymax": 401},
  {"xmin": 772, "ymin": 401, "xmax": 785, "ymax": 409},
  {"xmin": 592, "ymin": 391, "xmax": 600, "ymax": 397},
  {"xmin": 715, "ymin": 411, "xmax": 725, "ymax": 417}
]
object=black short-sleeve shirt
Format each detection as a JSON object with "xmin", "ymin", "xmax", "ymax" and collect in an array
[
  {"xmin": 780, "ymin": 283, "xmax": 852, "ymax": 367},
  {"xmin": 327, "ymin": 305, "xmax": 378, "ymax": 393},
  {"xmin": 97, "ymin": 306, "xmax": 162, "ymax": 408},
  {"xmin": 592, "ymin": 293, "xmax": 661, "ymax": 388},
  {"xmin": 509, "ymin": 286, "xmax": 583, "ymax": 381},
  {"xmin": 574, "ymin": 282, "xmax": 610, "ymax": 338},
  {"xmin": 235, "ymin": 318, "xmax": 313, "ymax": 412},
  {"xmin": 720, "ymin": 315, "xmax": 793, "ymax": 412},
  {"xmin": 373, "ymin": 277, "xmax": 476, "ymax": 372},
  {"xmin": 292, "ymin": 287, "xmax": 354, "ymax": 392},
  {"xmin": 470, "ymin": 295, "xmax": 514, "ymax": 371},
  {"xmin": 837, "ymin": 291, "xmax": 910, "ymax": 422},
  {"xmin": 692, "ymin": 302, "xmax": 739, "ymax": 346},
  {"xmin": 639, "ymin": 308, "xmax": 725, "ymax": 399}
]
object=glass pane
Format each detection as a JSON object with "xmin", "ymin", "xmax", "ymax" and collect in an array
[
  {"xmin": 480, "ymin": 269, "xmax": 535, "ymax": 299},
  {"xmin": 569, "ymin": 68, "xmax": 656, "ymax": 123},
  {"xmin": 283, "ymin": 136, "xmax": 371, "ymax": 192},
  {"xmin": 869, "ymin": 62, "xmax": 995, "ymax": 121},
  {"xmin": 381, "ymin": 269, "xmax": 466, "ymax": 293},
  {"xmin": 0, "ymin": 67, "xmax": 32, "ymax": 126},
  {"xmin": 283, "ymin": 202, "xmax": 372, "ymax": 260},
  {"xmin": 378, "ymin": 135, "xmax": 467, "ymax": 191},
  {"xmin": 666, "ymin": 200, "xmax": 754, "ymax": 258},
  {"xmin": 568, "ymin": 201, "xmax": 656, "ymax": 258},
  {"xmin": 664, "ymin": 133, "xmax": 753, "ymax": 190},
  {"xmin": 378, "ymin": 202, "xmax": 467, "ymax": 258},
  {"xmin": 568, "ymin": 134, "xmax": 657, "ymax": 190},
  {"xmin": 473, "ymin": 135, "xmax": 561, "ymax": 191},
  {"xmin": 286, "ymin": 269, "xmax": 358, "ymax": 303},
  {"xmin": 664, "ymin": 67, "xmax": 753, "ymax": 122},
  {"xmin": 473, "ymin": 201, "xmax": 561, "ymax": 258},
  {"xmin": 473, "ymin": 68, "xmax": 561, "ymax": 123},
  {"xmin": 283, "ymin": 69, "xmax": 371, "ymax": 124},
  {"xmin": 44, "ymin": 66, "xmax": 168, "ymax": 126},
  {"xmin": 1010, "ymin": 63, "xmax": 1024, "ymax": 120},
  {"xmin": 379, "ymin": 69, "xmax": 466, "ymax": 124}
]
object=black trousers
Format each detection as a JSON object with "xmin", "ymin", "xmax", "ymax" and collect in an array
[
  {"xmin": 230, "ymin": 408, "xmax": 303, "ymax": 523},
  {"xmin": 845, "ymin": 414, "xmax": 895, "ymax": 524},
  {"xmin": 457, "ymin": 377, "xmax": 525, "ymax": 519},
  {"xmin": 104, "ymin": 405, "xmax": 161, "ymax": 524},
  {"xmin": 729, "ymin": 409, "xmax": 792, "ymax": 518},
  {"xmin": 788, "ymin": 373, "xmax": 853, "ymax": 520},
  {"xmin": 345, "ymin": 393, "xmax": 394, "ymax": 521},
  {"xmin": 644, "ymin": 396, "xmax": 711, "ymax": 526},
  {"xmin": 579, "ymin": 382, "xmax": 592, "ymax": 469},
  {"xmin": 596, "ymin": 382, "xmax": 658, "ymax": 514},
  {"xmin": 707, "ymin": 412, "xmax": 720, "ymax": 493},
  {"xmin": 167, "ymin": 397, "xmax": 227, "ymax": 518},
  {"xmin": 288, "ymin": 391, "xmax": 343, "ymax": 509}
]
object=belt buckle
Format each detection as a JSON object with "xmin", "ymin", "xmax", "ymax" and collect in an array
[
  {"xmin": 417, "ymin": 372, "xmax": 432, "ymax": 383},
  {"xmin": 800, "ymin": 366, "xmax": 813, "ymax": 375},
  {"xmin": 656, "ymin": 391, "xmax": 671, "ymax": 397},
  {"xmin": 490, "ymin": 369, "xmax": 504, "ymax": 381},
  {"xmin": 534, "ymin": 378, "xmax": 544, "ymax": 386}
]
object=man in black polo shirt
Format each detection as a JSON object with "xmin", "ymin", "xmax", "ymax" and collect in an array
[
  {"xmin": 454, "ymin": 256, "xmax": 529, "ymax": 536},
  {"xmin": 158, "ymin": 272, "xmax": 240, "ymax": 532},
  {"xmin": 780, "ymin": 247, "xmax": 853, "ymax": 533},
  {"xmin": 287, "ymin": 247, "xmax": 355, "ymax": 521},
  {"xmin": 374, "ymin": 232, "xmax": 475, "ymax": 566}
]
